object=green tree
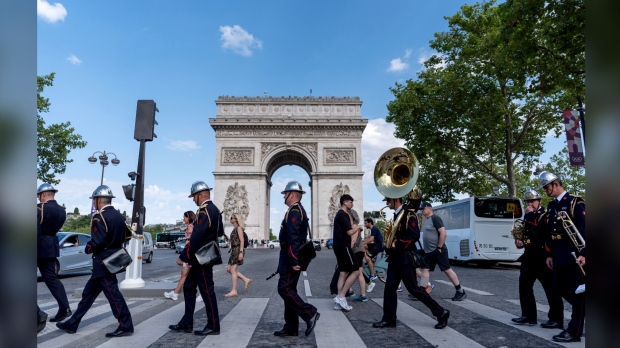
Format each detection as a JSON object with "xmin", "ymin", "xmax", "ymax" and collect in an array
[
  {"xmin": 38, "ymin": 73, "xmax": 87, "ymax": 185},
  {"xmin": 386, "ymin": 1, "xmax": 584, "ymax": 201},
  {"xmin": 62, "ymin": 215, "xmax": 91, "ymax": 232},
  {"xmin": 73, "ymin": 207, "xmax": 79, "ymax": 215}
]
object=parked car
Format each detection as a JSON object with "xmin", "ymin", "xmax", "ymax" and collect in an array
[
  {"xmin": 219, "ymin": 240, "xmax": 229, "ymax": 248},
  {"xmin": 267, "ymin": 240, "xmax": 280, "ymax": 249},
  {"xmin": 313, "ymin": 240, "xmax": 321, "ymax": 251},
  {"xmin": 142, "ymin": 232, "xmax": 154, "ymax": 263},
  {"xmin": 326, "ymin": 239, "xmax": 334, "ymax": 249},
  {"xmin": 37, "ymin": 232, "xmax": 93, "ymax": 277}
]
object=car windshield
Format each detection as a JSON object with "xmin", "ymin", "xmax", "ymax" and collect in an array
[{"xmin": 57, "ymin": 232, "xmax": 69, "ymax": 242}]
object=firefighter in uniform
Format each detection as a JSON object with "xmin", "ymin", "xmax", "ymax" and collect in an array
[
  {"xmin": 56, "ymin": 185, "xmax": 134, "ymax": 337},
  {"xmin": 540, "ymin": 171, "xmax": 586, "ymax": 343},
  {"xmin": 169, "ymin": 181, "xmax": 223, "ymax": 336},
  {"xmin": 37, "ymin": 183, "xmax": 71, "ymax": 322},
  {"xmin": 274, "ymin": 181, "xmax": 320, "ymax": 337},
  {"xmin": 511, "ymin": 188, "xmax": 564, "ymax": 328},
  {"xmin": 373, "ymin": 189, "xmax": 449, "ymax": 329}
]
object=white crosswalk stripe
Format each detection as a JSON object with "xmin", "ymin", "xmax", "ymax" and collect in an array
[
  {"xmin": 449, "ymin": 299, "xmax": 585, "ymax": 348},
  {"xmin": 95, "ymin": 301, "xmax": 205, "ymax": 348},
  {"xmin": 38, "ymin": 300, "xmax": 160, "ymax": 348},
  {"xmin": 37, "ymin": 294, "xmax": 586, "ymax": 347},
  {"xmin": 373, "ymin": 298, "xmax": 484, "ymax": 348},
  {"xmin": 432, "ymin": 279, "xmax": 494, "ymax": 295},
  {"xmin": 196, "ymin": 298, "xmax": 268, "ymax": 347},
  {"xmin": 505, "ymin": 298, "xmax": 573, "ymax": 319},
  {"xmin": 308, "ymin": 299, "xmax": 365, "ymax": 347}
]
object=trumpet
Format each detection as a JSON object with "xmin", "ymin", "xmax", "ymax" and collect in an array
[
  {"xmin": 374, "ymin": 147, "xmax": 419, "ymax": 249},
  {"xmin": 557, "ymin": 211, "xmax": 586, "ymax": 276}
]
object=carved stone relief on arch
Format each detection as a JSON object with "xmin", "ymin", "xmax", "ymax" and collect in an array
[
  {"xmin": 328, "ymin": 182, "xmax": 351, "ymax": 223},
  {"xmin": 222, "ymin": 148, "xmax": 254, "ymax": 165},
  {"xmin": 222, "ymin": 182, "xmax": 249, "ymax": 222}
]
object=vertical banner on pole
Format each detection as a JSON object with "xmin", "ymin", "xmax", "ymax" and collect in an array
[
  {"xmin": 562, "ymin": 109, "xmax": 585, "ymax": 166},
  {"xmin": 90, "ymin": 199, "xmax": 97, "ymax": 218}
]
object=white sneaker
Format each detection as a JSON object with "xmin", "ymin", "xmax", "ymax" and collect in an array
[
  {"xmin": 366, "ymin": 282, "xmax": 376, "ymax": 293},
  {"xmin": 334, "ymin": 296, "xmax": 352, "ymax": 312},
  {"xmin": 334, "ymin": 303, "xmax": 341, "ymax": 310},
  {"xmin": 196, "ymin": 294, "xmax": 203, "ymax": 302},
  {"xmin": 164, "ymin": 291, "xmax": 179, "ymax": 301}
]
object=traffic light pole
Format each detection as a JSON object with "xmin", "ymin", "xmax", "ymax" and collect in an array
[{"xmin": 120, "ymin": 139, "xmax": 146, "ymax": 289}]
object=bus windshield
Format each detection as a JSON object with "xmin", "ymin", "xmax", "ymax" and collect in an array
[{"xmin": 473, "ymin": 197, "xmax": 522, "ymax": 219}]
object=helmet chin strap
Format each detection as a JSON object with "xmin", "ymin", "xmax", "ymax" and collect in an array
[{"xmin": 284, "ymin": 192, "xmax": 291, "ymax": 204}]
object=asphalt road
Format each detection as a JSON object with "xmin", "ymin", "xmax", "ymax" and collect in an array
[{"xmin": 38, "ymin": 246, "xmax": 581, "ymax": 347}]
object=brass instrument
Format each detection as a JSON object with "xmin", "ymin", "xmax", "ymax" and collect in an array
[
  {"xmin": 374, "ymin": 147, "xmax": 420, "ymax": 249},
  {"xmin": 511, "ymin": 219, "xmax": 525, "ymax": 241},
  {"xmin": 557, "ymin": 211, "xmax": 586, "ymax": 276}
]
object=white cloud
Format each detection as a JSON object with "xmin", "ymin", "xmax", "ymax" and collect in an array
[
  {"xmin": 66, "ymin": 54, "xmax": 82, "ymax": 65},
  {"xmin": 37, "ymin": 0, "xmax": 67, "ymax": 23},
  {"xmin": 417, "ymin": 50, "xmax": 446, "ymax": 69},
  {"xmin": 404, "ymin": 49, "xmax": 412, "ymax": 58},
  {"xmin": 219, "ymin": 25, "xmax": 263, "ymax": 57},
  {"xmin": 387, "ymin": 58, "xmax": 408, "ymax": 72},
  {"xmin": 167, "ymin": 140, "xmax": 201, "ymax": 151}
]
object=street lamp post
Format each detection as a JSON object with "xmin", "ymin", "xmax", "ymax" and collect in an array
[{"xmin": 88, "ymin": 151, "xmax": 120, "ymax": 185}]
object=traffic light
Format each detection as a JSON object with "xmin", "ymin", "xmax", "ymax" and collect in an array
[{"xmin": 134, "ymin": 100, "xmax": 158, "ymax": 141}]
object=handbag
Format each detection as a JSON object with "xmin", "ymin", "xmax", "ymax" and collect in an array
[
  {"xmin": 409, "ymin": 241, "xmax": 428, "ymax": 269},
  {"xmin": 195, "ymin": 240, "xmax": 221, "ymax": 266},
  {"xmin": 298, "ymin": 238, "xmax": 316, "ymax": 271},
  {"xmin": 101, "ymin": 247, "xmax": 133, "ymax": 274}
]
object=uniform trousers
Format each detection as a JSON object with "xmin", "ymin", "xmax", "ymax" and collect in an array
[
  {"xmin": 180, "ymin": 264, "xmax": 220, "ymax": 331},
  {"xmin": 38, "ymin": 258, "xmax": 70, "ymax": 311},
  {"xmin": 554, "ymin": 264, "xmax": 585, "ymax": 337},
  {"xmin": 64, "ymin": 275, "xmax": 133, "ymax": 331},
  {"xmin": 382, "ymin": 262, "xmax": 444, "ymax": 322},
  {"xmin": 518, "ymin": 259, "xmax": 563, "ymax": 322},
  {"xmin": 277, "ymin": 267, "xmax": 317, "ymax": 332}
]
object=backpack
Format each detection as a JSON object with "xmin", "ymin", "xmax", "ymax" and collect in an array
[{"xmin": 242, "ymin": 231, "xmax": 249, "ymax": 248}]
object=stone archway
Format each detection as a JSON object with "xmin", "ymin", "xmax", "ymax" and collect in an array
[{"xmin": 209, "ymin": 96, "xmax": 368, "ymax": 243}]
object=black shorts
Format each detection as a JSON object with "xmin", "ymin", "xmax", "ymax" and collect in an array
[
  {"xmin": 355, "ymin": 251, "xmax": 365, "ymax": 268},
  {"xmin": 334, "ymin": 246, "xmax": 358, "ymax": 273},
  {"xmin": 367, "ymin": 247, "xmax": 382, "ymax": 258},
  {"xmin": 425, "ymin": 247, "xmax": 451, "ymax": 272}
]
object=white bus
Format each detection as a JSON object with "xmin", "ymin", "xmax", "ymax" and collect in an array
[{"xmin": 421, "ymin": 196, "xmax": 524, "ymax": 266}]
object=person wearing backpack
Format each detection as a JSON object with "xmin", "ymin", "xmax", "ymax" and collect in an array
[
  {"xmin": 419, "ymin": 202, "xmax": 467, "ymax": 301},
  {"xmin": 224, "ymin": 213, "xmax": 252, "ymax": 297}
]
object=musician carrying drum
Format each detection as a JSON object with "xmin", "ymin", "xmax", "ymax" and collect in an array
[{"xmin": 539, "ymin": 171, "xmax": 586, "ymax": 343}]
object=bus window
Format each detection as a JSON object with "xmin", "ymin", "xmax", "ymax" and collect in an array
[{"xmin": 474, "ymin": 197, "xmax": 522, "ymax": 219}]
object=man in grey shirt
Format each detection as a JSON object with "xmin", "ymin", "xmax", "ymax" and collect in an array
[{"xmin": 420, "ymin": 202, "xmax": 467, "ymax": 301}]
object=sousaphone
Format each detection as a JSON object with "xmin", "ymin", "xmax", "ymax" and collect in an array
[{"xmin": 374, "ymin": 147, "xmax": 420, "ymax": 249}]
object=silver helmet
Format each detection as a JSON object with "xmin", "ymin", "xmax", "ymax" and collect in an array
[
  {"xmin": 523, "ymin": 187, "xmax": 542, "ymax": 201},
  {"xmin": 37, "ymin": 183, "xmax": 58, "ymax": 194},
  {"xmin": 89, "ymin": 185, "xmax": 115, "ymax": 198},
  {"xmin": 538, "ymin": 171, "xmax": 559, "ymax": 189},
  {"xmin": 281, "ymin": 181, "xmax": 306, "ymax": 194},
  {"xmin": 188, "ymin": 181, "xmax": 212, "ymax": 197}
]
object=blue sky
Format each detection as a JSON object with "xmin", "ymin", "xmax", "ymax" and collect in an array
[{"xmin": 37, "ymin": 0, "xmax": 566, "ymax": 232}]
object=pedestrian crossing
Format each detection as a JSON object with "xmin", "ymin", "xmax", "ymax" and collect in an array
[{"xmin": 38, "ymin": 295, "xmax": 585, "ymax": 348}]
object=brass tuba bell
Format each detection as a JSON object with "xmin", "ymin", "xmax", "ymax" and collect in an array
[{"xmin": 374, "ymin": 147, "xmax": 420, "ymax": 249}]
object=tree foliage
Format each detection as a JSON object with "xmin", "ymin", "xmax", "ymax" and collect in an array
[
  {"xmin": 38, "ymin": 73, "xmax": 87, "ymax": 185},
  {"xmin": 385, "ymin": 1, "xmax": 584, "ymax": 202},
  {"xmin": 62, "ymin": 215, "xmax": 91, "ymax": 233}
]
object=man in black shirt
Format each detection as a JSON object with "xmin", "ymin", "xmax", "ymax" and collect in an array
[{"xmin": 332, "ymin": 194, "xmax": 363, "ymax": 311}]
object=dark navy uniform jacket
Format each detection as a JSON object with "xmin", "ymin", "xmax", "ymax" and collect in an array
[
  {"xmin": 179, "ymin": 201, "xmax": 224, "ymax": 267},
  {"xmin": 86, "ymin": 205, "xmax": 127, "ymax": 278},
  {"xmin": 37, "ymin": 200, "xmax": 66, "ymax": 259},
  {"xmin": 545, "ymin": 193, "xmax": 586, "ymax": 265},
  {"xmin": 386, "ymin": 206, "xmax": 420, "ymax": 266},
  {"xmin": 519, "ymin": 207, "xmax": 547, "ymax": 265},
  {"xmin": 278, "ymin": 202, "xmax": 308, "ymax": 273}
]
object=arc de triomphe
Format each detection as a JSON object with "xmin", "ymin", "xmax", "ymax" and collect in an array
[{"xmin": 209, "ymin": 96, "xmax": 368, "ymax": 242}]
